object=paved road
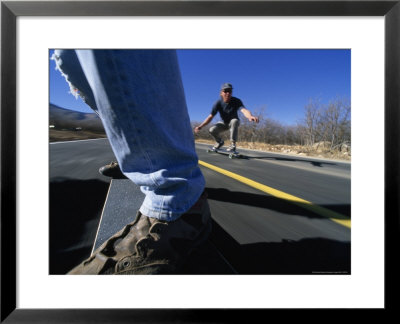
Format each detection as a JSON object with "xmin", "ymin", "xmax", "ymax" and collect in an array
[
  {"xmin": 49, "ymin": 139, "xmax": 116, "ymax": 273},
  {"xmin": 196, "ymin": 143, "xmax": 350, "ymax": 274},
  {"xmin": 50, "ymin": 138, "xmax": 351, "ymax": 274}
]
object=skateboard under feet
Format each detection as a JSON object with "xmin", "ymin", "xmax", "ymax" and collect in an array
[{"xmin": 207, "ymin": 147, "xmax": 243, "ymax": 159}]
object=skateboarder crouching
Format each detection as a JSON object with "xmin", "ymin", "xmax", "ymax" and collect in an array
[{"xmin": 194, "ymin": 83, "xmax": 259, "ymax": 152}]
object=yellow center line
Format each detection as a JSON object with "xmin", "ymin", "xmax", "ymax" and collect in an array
[{"xmin": 199, "ymin": 160, "xmax": 351, "ymax": 228}]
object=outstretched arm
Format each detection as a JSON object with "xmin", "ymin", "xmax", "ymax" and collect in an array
[
  {"xmin": 194, "ymin": 114, "xmax": 214, "ymax": 133},
  {"xmin": 240, "ymin": 108, "xmax": 259, "ymax": 123}
]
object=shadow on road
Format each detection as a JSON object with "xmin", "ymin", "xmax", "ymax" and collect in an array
[
  {"xmin": 49, "ymin": 180, "xmax": 350, "ymax": 275},
  {"xmin": 206, "ymin": 187, "xmax": 351, "ymax": 218},
  {"xmin": 49, "ymin": 178, "xmax": 110, "ymax": 274},
  {"xmin": 241, "ymin": 154, "xmax": 338, "ymax": 167},
  {"xmin": 210, "ymin": 220, "xmax": 351, "ymax": 274}
]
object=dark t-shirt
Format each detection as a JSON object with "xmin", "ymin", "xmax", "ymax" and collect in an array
[{"xmin": 211, "ymin": 97, "xmax": 244, "ymax": 124}]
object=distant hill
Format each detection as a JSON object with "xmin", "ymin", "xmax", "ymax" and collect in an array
[{"xmin": 49, "ymin": 104, "xmax": 105, "ymax": 133}]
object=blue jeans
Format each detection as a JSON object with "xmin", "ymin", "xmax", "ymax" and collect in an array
[{"xmin": 52, "ymin": 50, "xmax": 205, "ymax": 221}]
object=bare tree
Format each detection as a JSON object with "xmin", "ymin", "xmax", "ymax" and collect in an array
[
  {"xmin": 303, "ymin": 98, "xmax": 322, "ymax": 146},
  {"xmin": 239, "ymin": 106, "xmax": 265, "ymax": 143},
  {"xmin": 318, "ymin": 98, "xmax": 351, "ymax": 150}
]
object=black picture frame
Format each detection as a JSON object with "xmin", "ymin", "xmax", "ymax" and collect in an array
[{"xmin": 1, "ymin": 0, "xmax": 399, "ymax": 322}]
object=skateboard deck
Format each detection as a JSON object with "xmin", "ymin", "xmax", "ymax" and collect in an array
[
  {"xmin": 207, "ymin": 147, "xmax": 243, "ymax": 159},
  {"xmin": 92, "ymin": 179, "xmax": 145, "ymax": 253},
  {"xmin": 93, "ymin": 179, "xmax": 236, "ymax": 274}
]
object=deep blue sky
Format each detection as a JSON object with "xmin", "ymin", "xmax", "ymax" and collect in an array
[{"xmin": 49, "ymin": 49, "xmax": 350, "ymax": 125}]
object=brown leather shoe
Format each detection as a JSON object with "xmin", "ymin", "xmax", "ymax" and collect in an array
[
  {"xmin": 68, "ymin": 192, "xmax": 211, "ymax": 274},
  {"xmin": 99, "ymin": 161, "xmax": 127, "ymax": 179}
]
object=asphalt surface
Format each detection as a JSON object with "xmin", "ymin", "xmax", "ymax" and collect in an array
[{"xmin": 49, "ymin": 138, "xmax": 351, "ymax": 274}]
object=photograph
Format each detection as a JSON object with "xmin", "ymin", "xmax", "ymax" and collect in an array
[{"xmin": 49, "ymin": 49, "xmax": 351, "ymax": 275}]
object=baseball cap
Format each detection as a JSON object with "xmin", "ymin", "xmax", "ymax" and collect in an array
[{"xmin": 221, "ymin": 83, "xmax": 233, "ymax": 90}]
